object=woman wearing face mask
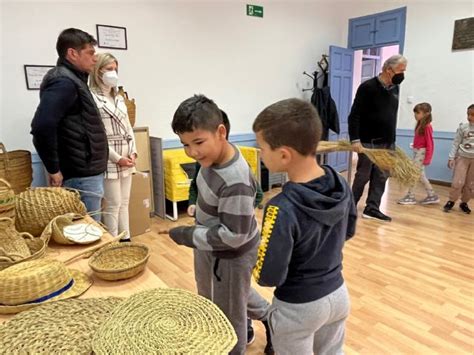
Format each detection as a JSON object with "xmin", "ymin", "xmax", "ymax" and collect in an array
[{"xmin": 89, "ymin": 53, "xmax": 137, "ymax": 241}]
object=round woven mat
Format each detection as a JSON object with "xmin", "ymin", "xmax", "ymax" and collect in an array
[
  {"xmin": 0, "ymin": 297, "xmax": 123, "ymax": 354},
  {"xmin": 92, "ymin": 288, "xmax": 237, "ymax": 354}
]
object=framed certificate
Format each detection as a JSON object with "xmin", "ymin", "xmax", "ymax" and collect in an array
[
  {"xmin": 96, "ymin": 24, "xmax": 128, "ymax": 50},
  {"xmin": 24, "ymin": 65, "xmax": 54, "ymax": 90}
]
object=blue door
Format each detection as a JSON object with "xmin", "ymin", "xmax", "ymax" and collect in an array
[
  {"xmin": 375, "ymin": 9, "xmax": 406, "ymax": 47},
  {"xmin": 348, "ymin": 7, "xmax": 407, "ymax": 52},
  {"xmin": 327, "ymin": 46, "xmax": 354, "ymax": 172},
  {"xmin": 349, "ymin": 16, "xmax": 375, "ymax": 48}
]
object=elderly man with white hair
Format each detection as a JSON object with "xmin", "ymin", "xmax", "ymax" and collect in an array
[{"xmin": 348, "ymin": 54, "xmax": 408, "ymax": 222}]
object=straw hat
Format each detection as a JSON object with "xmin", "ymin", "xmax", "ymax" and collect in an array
[
  {"xmin": 0, "ymin": 259, "xmax": 92, "ymax": 314},
  {"xmin": 92, "ymin": 288, "xmax": 237, "ymax": 354},
  {"xmin": 0, "ymin": 297, "xmax": 123, "ymax": 354}
]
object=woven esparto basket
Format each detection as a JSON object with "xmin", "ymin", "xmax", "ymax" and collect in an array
[
  {"xmin": 88, "ymin": 242, "xmax": 150, "ymax": 281},
  {"xmin": 0, "ymin": 297, "xmax": 123, "ymax": 354},
  {"xmin": 0, "ymin": 217, "xmax": 31, "ymax": 260},
  {"xmin": 39, "ymin": 213, "xmax": 82, "ymax": 245},
  {"xmin": 118, "ymin": 86, "xmax": 136, "ymax": 127},
  {"xmin": 92, "ymin": 288, "xmax": 237, "ymax": 354},
  {"xmin": 0, "ymin": 234, "xmax": 46, "ymax": 271},
  {"xmin": 0, "ymin": 143, "xmax": 32, "ymax": 194},
  {"xmin": 0, "ymin": 179, "xmax": 15, "ymax": 220},
  {"xmin": 15, "ymin": 187, "xmax": 87, "ymax": 237}
]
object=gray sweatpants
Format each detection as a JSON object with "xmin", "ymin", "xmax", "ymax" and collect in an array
[
  {"xmin": 262, "ymin": 283, "xmax": 350, "ymax": 355},
  {"xmin": 194, "ymin": 246, "xmax": 258, "ymax": 355}
]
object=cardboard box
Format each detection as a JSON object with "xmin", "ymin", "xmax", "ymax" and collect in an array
[
  {"xmin": 133, "ymin": 127, "xmax": 151, "ymax": 172},
  {"xmin": 129, "ymin": 172, "xmax": 151, "ymax": 237}
]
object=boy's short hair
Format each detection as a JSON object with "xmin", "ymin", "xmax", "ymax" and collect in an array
[
  {"xmin": 253, "ymin": 98, "xmax": 322, "ymax": 155},
  {"xmin": 172, "ymin": 94, "xmax": 223, "ymax": 134},
  {"xmin": 468, "ymin": 104, "xmax": 474, "ymax": 111},
  {"xmin": 220, "ymin": 110, "xmax": 231, "ymax": 139}
]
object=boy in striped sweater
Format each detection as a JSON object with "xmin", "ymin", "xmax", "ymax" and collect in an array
[{"xmin": 168, "ymin": 95, "xmax": 261, "ymax": 354}]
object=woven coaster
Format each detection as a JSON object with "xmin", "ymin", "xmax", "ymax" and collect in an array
[
  {"xmin": 0, "ymin": 297, "xmax": 123, "ymax": 354},
  {"xmin": 92, "ymin": 288, "xmax": 237, "ymax": 354}
]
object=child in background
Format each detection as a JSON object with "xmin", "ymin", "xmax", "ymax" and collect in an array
[
  {"xmin": 168, "ymin": 95, "xmax": 261, "ymax": 354},
  {"xmin": 398, "ymin": 103, "xmax": 439, "ymax": 205},
  {"xmin": 443, "ymin": 104, "xmax": 474, "ymax": 214},
  {"xmin": 187, "ymin": 110, "xmax": 263, "ymax": 217},
  {"xmin": 249, "ymin": 98, "xmax": 357, "ymax": 355}
]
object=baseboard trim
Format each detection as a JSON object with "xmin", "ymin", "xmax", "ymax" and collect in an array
[{"xmin": 429, "ymin": 179, "xmax": 451, "ymax": 187}]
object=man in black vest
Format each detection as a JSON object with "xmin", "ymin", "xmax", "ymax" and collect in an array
[
  {"xmin": 31, "ymin": 28, "xmax": 108, "ymax": 221},
  {"xmin": 348, "ymin": 55, "xmax": 407, "ymax": 222}
]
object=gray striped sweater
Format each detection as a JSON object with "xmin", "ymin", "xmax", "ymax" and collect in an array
[{"xmin": 169, "ymin": 145, "xmax": 260, "ymax": 258}]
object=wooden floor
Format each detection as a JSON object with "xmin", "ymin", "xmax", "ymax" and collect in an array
[{"xmin": 134, "ymin": 176, "xmax": 474, "ymax": 354}]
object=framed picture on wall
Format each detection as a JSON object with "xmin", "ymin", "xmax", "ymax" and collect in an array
[
  {"xmin": 96, "ymin": 24, "xmax": 128, "ymax": 50},
  {"xmin": 23, "ymin": 65, "xmax": 54, "ymax": 90}
]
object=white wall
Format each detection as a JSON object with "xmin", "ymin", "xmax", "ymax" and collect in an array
[
  {"xmin": 338, "ymin": 0, "xmax": 474, "ymax": 132},
  {"xmin": 0, "ymin": 0, "xmax": 346, "ymax": 150}
]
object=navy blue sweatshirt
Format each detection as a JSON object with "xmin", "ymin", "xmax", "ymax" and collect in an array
[{"xmin": 253, "ymin": 165, "xmax": 357, "ymax": 303}]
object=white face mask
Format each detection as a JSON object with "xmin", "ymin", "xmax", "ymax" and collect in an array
[{"xmin": 102, "ymin": 70, "xmax": 118, "ymax": 87}]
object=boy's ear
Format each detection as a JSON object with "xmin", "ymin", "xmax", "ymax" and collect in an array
[
  {"xmin": 217, "ymin": 124, "xmax": 227, "ymax": 139},
  {"xmin": 279, "ymin": 147, "xmax": 292, "ymax": 166}
]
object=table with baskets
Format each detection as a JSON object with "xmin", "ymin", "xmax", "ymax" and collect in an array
[{"xmin": 0, "ymin": 215, "xmax": 167, "ymax": 324}]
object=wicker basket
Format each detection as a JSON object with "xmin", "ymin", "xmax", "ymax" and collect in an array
[
  {"xmin": 0, "ymin": 143, "xmax": 32, "ymax": 194},
  {"xmin": 0, "ymin": 179, "xmax": 15, "ymax": 220},
  {"xmin": 0, "ymin": 232, "xmax": 46, "ymax": 271},
  {"xmin": 0, "ymin": 217, "xmax": 31, "ymax": 260},
  {"xmin": 15, "ymin": 187, "xmax": 87, "ymax": 237},
  {"xmin": 118, "ymin": 86, "xmax": 136, "ymax": 127},
  {"xmin": 89, "ymin": 242, "xmax": 149, "ymax": 281}
]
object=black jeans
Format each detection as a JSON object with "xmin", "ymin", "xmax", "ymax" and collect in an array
[{"xmin": 352, "ymin": 141, "xmax": 394, "ymax": 212}]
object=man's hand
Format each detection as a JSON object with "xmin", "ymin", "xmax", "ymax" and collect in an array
[
  {"xmin": 118, "ymin": 157, "xmax": 134, "ymax": 167},
  {"xmin": 130, "ymin": 153, "xmax": 137, "ymax": 165},
  {"xmin": 49, "ymin": 172, "xmax": 63, "ymax": 187},
  {"xmin": 447, "ymin": 159, "xmax": 455, "ymax": 169},
  {"xmin": 351, "ymin": 142, "xmax": 364, "ymax": 153}
]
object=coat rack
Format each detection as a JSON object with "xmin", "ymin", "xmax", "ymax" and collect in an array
[{"xmin": 302, "ymin": 54, "xmax": 329, "ymax": 92}]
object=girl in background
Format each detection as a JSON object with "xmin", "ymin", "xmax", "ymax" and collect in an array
[{"xmin": 398, "ymin": 102, "xmax": 439, "ymax": 205}]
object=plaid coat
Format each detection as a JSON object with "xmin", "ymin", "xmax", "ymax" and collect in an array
[{"xmin": 92, "ymin": 91, "xmax": 137, "ymax": 179}]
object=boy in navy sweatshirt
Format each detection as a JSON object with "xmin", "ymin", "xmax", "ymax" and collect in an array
[{"xmin": 250, "ymin": 98, "xmax": 357, "ymax": 354}]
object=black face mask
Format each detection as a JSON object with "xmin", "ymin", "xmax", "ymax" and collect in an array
[{"xmin": 391, "ymin": 72, "xmax": 404, "ymax": 85}]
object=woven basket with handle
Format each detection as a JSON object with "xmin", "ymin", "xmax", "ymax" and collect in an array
[
  {"xmin": 118, "ymin": 86, "xmax": 136, "ymax": 127},
  {"xmin": 15, "ymin": 187, "xmax": 87, "ymax": 237},
  {"xmin": 89, "ymin": 242, "xmax": 150, "ymax": 281},
  {"xmin": 0, "ymin": 232, "xmax": 46, "ymax": 271},
  {"xmin": 0, "ymin": 143, "xmax": 32, "ymax": 194},
  {"xmin": 0, "ymin": 178, "xmax": 15, "ymax": 220},
  {"xmin": 0, "ymin": 217, "xmax": 31, "ymax": 260}
]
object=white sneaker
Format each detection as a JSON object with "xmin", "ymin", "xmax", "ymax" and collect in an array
[
  {"xmin": 420, "ymin": 195, "xmax": 440, "ymax": 205},
  {"xmin": 397, "ymin": 195, "xmax": 416, "ymax": 205}
]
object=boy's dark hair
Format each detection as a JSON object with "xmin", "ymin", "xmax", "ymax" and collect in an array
[
  {"xmin": 56, "ymin": 28, "xmax": 97, "ymax": 59},
  {"xmin": 468, "ymin": 104, "xmax": 474, "ymax": 110},
  {"xmin": 253, "ymin": 98, "xmax": 322, "ymax": 155},
  {"xmin": 221, "ymin": 110, "xmax": 231, "ymax": 139},
  {"xmin": 172, "ymin": 94, "xmax": 224, "ymax": 134}
]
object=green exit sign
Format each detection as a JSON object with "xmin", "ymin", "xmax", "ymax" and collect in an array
[{"xmin": 247, "ymin": 4, "xmax": 263, "ymax": 18}]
